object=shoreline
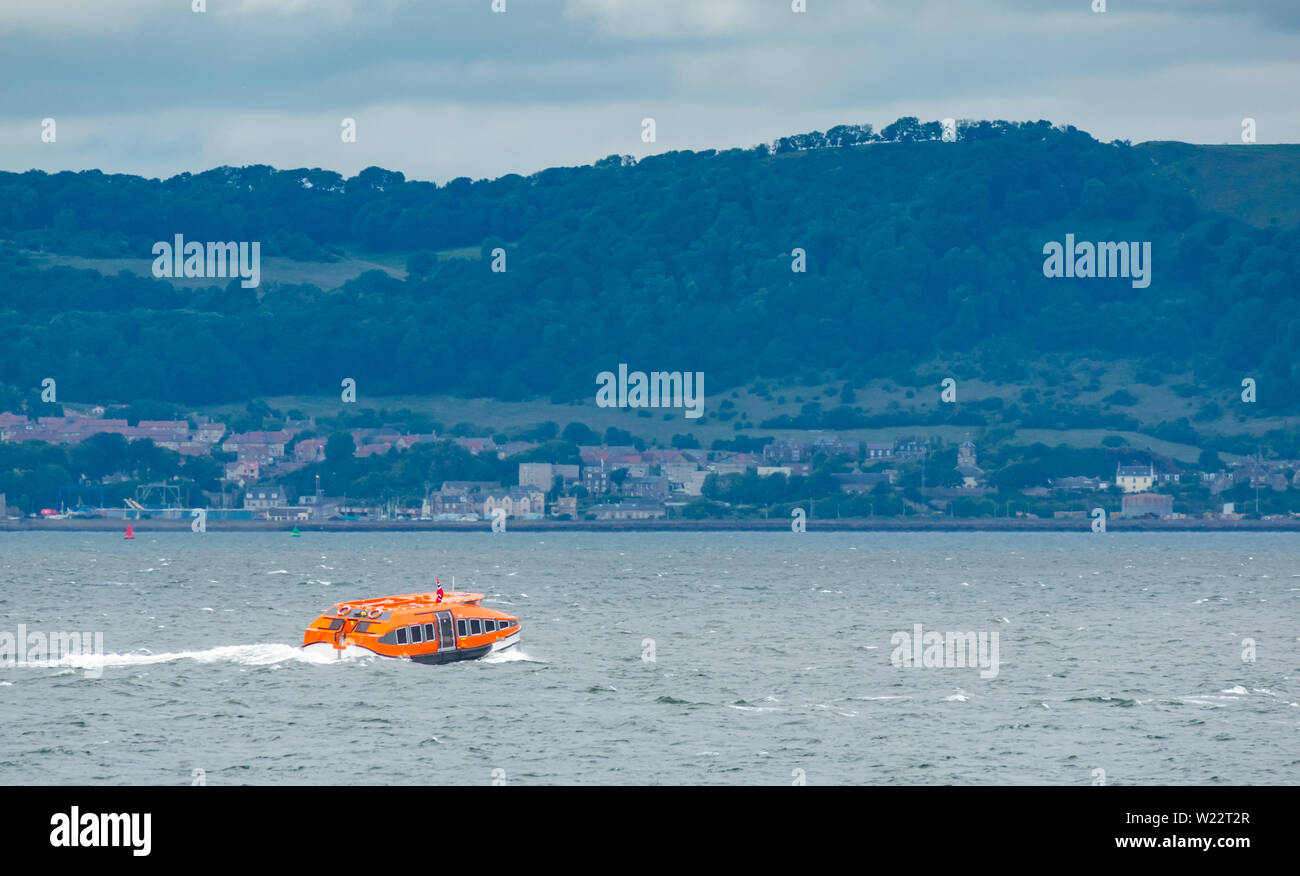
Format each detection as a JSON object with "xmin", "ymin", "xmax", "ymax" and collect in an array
[{"xmin": 2, "ymin": 518, "xmax": 1298, "ymax": 533}]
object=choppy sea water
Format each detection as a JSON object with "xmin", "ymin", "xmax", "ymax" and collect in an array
[{"xmin": 0, "ymin": 531, "xmax": 1296, "ymax": 785}]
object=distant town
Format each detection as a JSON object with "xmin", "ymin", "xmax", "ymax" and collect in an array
[{"xmin": 3, "ymin": 402, "xmax": 1298, "ymax": 530}]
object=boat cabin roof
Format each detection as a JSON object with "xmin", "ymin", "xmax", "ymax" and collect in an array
[{"xmin": 331, "ymin": 591, "xmax": 484, "ymax": 617}]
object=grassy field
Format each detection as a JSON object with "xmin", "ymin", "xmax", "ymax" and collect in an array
[
  {"xmin": 1140, "ymin": 142, "xmax": 1300, "ymax": 230},
  {"xmin": 189, "ymin": 358, "xmax": 1282, "ymax": 464},
  {"xmin": 24, "ymin": 249, "xmax": 406, "ymax": 289},
  {"xmin": 22, "ymin": 243, "xmax": 486, "ymax": 290}
]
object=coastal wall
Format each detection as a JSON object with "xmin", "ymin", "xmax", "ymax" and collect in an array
[{"xmin": 3, "ymin": 517, "xmax": 1298, "ymax": 533}]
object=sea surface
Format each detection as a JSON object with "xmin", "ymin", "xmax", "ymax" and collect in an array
[{"xmin": 1, "ymin": 531, "xmax": 1296, "ymax": 785}]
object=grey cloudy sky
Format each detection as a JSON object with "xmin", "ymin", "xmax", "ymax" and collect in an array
[{"xmin": 1, "ymin": 0, "xmax": 1296, "ymax": 182}]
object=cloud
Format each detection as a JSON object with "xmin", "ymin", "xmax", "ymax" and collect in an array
[
  {"xmin": 0, "ymin": 0, "xmax": 397, "ymax": 33},
  {"xmin": 563, "ymin": 0, "xmax": 778, "ymax": 39}
]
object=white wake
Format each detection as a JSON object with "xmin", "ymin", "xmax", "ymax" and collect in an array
[
  {"xmin": 482, "ymin": 647, "xmax": 543, "ymax": 664},
  {"xmin": 25, "ymin": 642, "xmax": 544, "ymax": 671},
  {"xmin": 25, "ymin": 643, "xmax": 374, "ymax": 671}
]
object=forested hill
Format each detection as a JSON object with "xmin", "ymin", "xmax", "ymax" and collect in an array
[{"xmin": 1, "ymin": 118, "xmax": 1298, "ymax": 414}]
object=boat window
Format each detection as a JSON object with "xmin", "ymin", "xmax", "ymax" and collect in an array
[
  {"xmin": 501, "ymin": 619, "xmax": 513, "ymax": 629},
  {"xmin": 457, "ymin": 620, "xmax": 467, "ymax": 637},
  {"xmin": 484, "ymin": 619, "xmax": 497, "ymax": 632},
  {"xmin": 470, "ymin": 619, "xmax": 482, "ymax": 635},
  {"xmin": 424, "ymin": 624, "xmax": 436, "ymax": 641},
  {"xmin": 354, "ymin": 622, "xmax": 371, "ymax": 633},
  {"xmin": 396, "ymin": 627, "xmax": 408, "ymax": 645},
  {"xmin": 410, "ymin": 625, "xmax": 423, "ymax": 643},
  {"xmin": 323, "ymin": 619, "xmax": 343, "ymax": 630}
]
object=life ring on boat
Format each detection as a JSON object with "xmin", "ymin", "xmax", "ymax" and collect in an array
[
  {"xmin": 367, "ymin": 608, "xmax": 382, "ymax": 619},
  {"xmin": 337, "ymin": 604, "xmax": 351, "ymax": 615}
]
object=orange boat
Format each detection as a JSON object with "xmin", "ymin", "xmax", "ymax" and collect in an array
[{"xmin": 302, "ymin": 590, "xmax": 520, "ymax": 664}]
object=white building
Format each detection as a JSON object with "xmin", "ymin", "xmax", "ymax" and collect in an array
[
  {"xmin": 244, "ymin": 485, "xmax": 287, "ymax": 511},
  {"xmin": 482, "ymin": 486, "xmax": 546, "ymax": 519},
  {"xmin": 1115, "ymin": 463, "xmax": 1155, "ymax": 493}
]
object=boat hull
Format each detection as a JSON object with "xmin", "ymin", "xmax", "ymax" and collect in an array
[
  {"xmin": 490, "ymin": 631, "xmax": 520, "ymax": 652},
  {"xmin": 410, "ymin": 644, "xmax": 493, "ymax": 665},
  {"xmin": 300, "ymin": 632, "xmax": 518, "ymax": 665}
]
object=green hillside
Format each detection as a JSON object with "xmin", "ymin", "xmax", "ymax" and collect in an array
[{"xmin": 1, "ymin": 118, "xmax": 1297, "ymax": 453}]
